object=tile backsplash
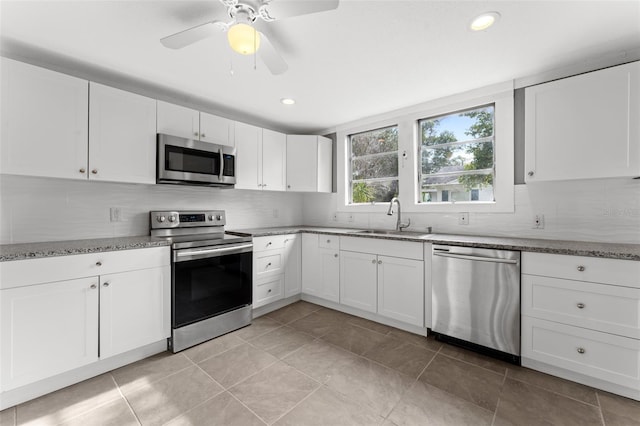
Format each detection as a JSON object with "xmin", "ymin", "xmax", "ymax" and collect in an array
[
  {"xmin": 0, "ymin": 175, "xmax": 304, "ymax": 244},
  {"xmin": 303, "ymin": 179, "xmax": 640, "ymax": 244},
  {"xmin": 1, "ymin": 175, "xmax": 638, "ymax": 244}
]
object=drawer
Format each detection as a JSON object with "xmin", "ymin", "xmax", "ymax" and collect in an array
[
  {"xmin": 253, "ymin": 235, "xmax": 287, "ymax": 252},
  {"xmin": 0, "ymin": 247, "xmax": 170, "ymax": 289},
  {"xmin": 340, "ymin": 236, "xmax": 423, "ymax": 260},
  {"xmin": 522, "ymin": 316, "xmax": 640, "ymax": 389},
  {"xmin": 318, "ymin": 234, "xmax": 340, "ymax": 250},
  {"xmin": 522, "ymin": 274, "xmax": 640, "ymax": 339},
  {"xmin": 254, "ymin": 275, "xmax": 283, "ymax": 308},
  {"xmin": 522, "ymin": 252, "xmax": 640, "ymax": 288},
  {"xmin": 255, "ymin": 252, "xmax": 283, "ymax": 277}
]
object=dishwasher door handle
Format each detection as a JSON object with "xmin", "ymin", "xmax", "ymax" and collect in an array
[{"xmin": 432, "ymin": 251, "xmax": 519, "ymax": 264}]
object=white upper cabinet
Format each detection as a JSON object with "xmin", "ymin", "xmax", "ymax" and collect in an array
[
  {"xmin": 89, "ymin": 83, "xmax": 157, "ymax": 184},
  {"xmin": 235, "ymin": 121, "xmax": 262, "ymax": 190},
  {"xmin": 200, "ymin": 112, "xmax": 235, "ymax": 146},
  {"xmin": 235, "ymin": 123, "xmax": 286, "ymax": 191},
  {"xmin": 525, "ymin": 61, "xmax": 640, "ymax": 182},
  {"xmin": 0, "ymin": 58, "xmax": 89, "ymax": 180},
  {"xmin": 156, "ymin": 101, "xmax": 199, "ymax": 139},
  {"xmin": 157, "ymin": 101, "xmax": 234, "ymax": 147},
  {"xmin": 262, "ymin": 129, "xmax": 287, "ymax": 191},
  {"xmin": 286, "ymin": 135, "xmax": 332, "ymax": 192}
]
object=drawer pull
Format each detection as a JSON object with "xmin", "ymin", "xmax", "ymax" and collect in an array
[
  {"xmin": 577, "ymin": 265, "xmax": 585, "ymax": 272},
  {"xmin": 90, "ymin": 284, "xmax": 97, "ymax": 289},
  {"xmin": 103, "ymin": 282, "xmax": 110, "ymax": 287},
  {"xmin": 95, "ymin": 261, "xmax": 102, "ymax": 267},
  {"xmin": 327, "ymin": 239, "xmax": 331, "ymax": 243},
  {"xmin": 371, "ymin": 259, "xmax": 376, "ymax": 264},
  {"xmin": 266, "ymin": 262, "xmax": 272, "ymax": 268},
  {"xmin": 576, "ymin": 303, "xmax": 585, "ymax": 309},
  {"xmin": 577, "ymin": 347, "xmax": 585, "ymax": 354},
  {"xmin": 334, "ymin": 254, "xmax": 338, "ymax": 258},
  {"xmin": 378, "ymin": 260, "xmax": 382, "ymax": 264},
  {"xmin": 268, "ymin": 289, "xmax": 272, "ymax": 293},
  {"xmin": 267, "ymin": 242, "xmax": 272, "ymax": 246}
]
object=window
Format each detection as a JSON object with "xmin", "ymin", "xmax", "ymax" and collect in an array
[
  {"xmin": 349, "ymin": 125, "xmax": 398, "ymax": 204},
  {"xmin": 418, "ymin": 105, "xmax": 495, "ymax": 204}
]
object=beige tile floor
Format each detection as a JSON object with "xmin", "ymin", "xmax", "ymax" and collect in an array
[{"xmin": 2, "ymin": 301, "xmax": 640, "ymax": 426}]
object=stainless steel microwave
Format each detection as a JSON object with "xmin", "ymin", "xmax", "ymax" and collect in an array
[{"xmin": 157, "ymin": 134, "xmax": 236, "ymax": 187}]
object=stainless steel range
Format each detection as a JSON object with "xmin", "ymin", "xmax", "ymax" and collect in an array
[{"xmin": 150, "ymin": 210, "xmax": 253, "ymax": 353}]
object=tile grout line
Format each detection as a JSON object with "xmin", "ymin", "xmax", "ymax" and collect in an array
[
  {"xmin": 108, "ymin": 373, "xmax": 143, "ymax": 426},
  {"xmin": 595, "ymin": 392, "xmax": 606, "ymax": 426},
  {"xmin": 226, "ymin": 391, "xmax": 270, "ymax": 425},
  {"xmin": 266, "ymin": 382, "xmax": 323, "ymax": 425},
  {"xmin": 505, "ymin": 372, "xmax": 602, "ymax": 408}
]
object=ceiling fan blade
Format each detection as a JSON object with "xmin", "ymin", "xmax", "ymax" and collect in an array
[
  {"xmin": 260, "ymin": 0, "xmax": 339, "ymax": 20},
  {"xmin": 258, "ymin": 32, "xmax": 288, "ymax": 75},
  {"xmin": 160, "ymin": 21, "xmax": 227, "ymax": 49}
]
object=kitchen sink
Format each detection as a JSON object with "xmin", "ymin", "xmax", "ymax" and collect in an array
[{"xmin": 350, "ymin": 229, "xmax": 429, "ymax": 237}]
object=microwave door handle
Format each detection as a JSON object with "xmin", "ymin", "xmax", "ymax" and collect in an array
[{"xmin": 218, "ymin": 148, "xmax": 224, "ymax": 181}]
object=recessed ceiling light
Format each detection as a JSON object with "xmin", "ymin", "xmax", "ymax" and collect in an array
[
  {"xmin": 470, "ymin": 12, "xmax": 500, "ymax": 31},
  {"xmin": 280, "ymin": 98, "xmax": 295, "ymax": 105}
]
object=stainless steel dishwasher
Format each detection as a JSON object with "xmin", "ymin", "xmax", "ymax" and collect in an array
[{"xmin": 431, "ymin": 244, "xmax": 521, "ymax": 364}]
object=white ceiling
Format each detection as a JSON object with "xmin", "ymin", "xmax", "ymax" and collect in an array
[{"xmin": 1, "ymin": 0, "xmax": 639, "ymax": 134}]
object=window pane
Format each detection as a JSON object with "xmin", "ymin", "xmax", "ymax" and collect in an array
[
  {"xmin": 422, "ymin": 141, "xmax": 493, "ymax": 175},
  {"xmin": 418, "ymin": 105, "xmax": 495, "ymax": 204},
  {"xmin": 351, "ymin": 127, "xmax": 398, "ymax": 156},
  {"xmin": 352, "ymin": 180, "xmax": 398, "ymax": 204},
  {"xmin": 352, "ymin": 154, "xmax": 398, "ymax": 180}
]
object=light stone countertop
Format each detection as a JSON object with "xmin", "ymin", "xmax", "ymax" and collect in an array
[
  {"xmin": 1, "ymin": 227, "xmax": 638, "ymax": 262},
  {"xmin": 227, "ymin": 226, "xmax": 640, "ymax": 261},
  {"xmin": 0, "ymin": 236, "xmax": 171, "ymax": 262}
]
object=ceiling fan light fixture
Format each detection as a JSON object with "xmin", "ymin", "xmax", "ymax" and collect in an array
[
  {"xmin": 227, "ymin": 22, "xmax": 260, "ymax": 55},
  {"xmin": 470, "ymin": 11, "xmax": 500, "ymax": 31}
]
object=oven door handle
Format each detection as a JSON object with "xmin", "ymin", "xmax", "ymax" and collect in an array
[
  {"xmin": 174, "ymin": 243, "xmax": 253, "ymax": 262},
  {"xmin": 218, "ymin": 148, "xmax": 224, "ymax": 181}
]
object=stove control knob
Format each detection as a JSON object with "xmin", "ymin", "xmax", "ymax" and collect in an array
[
  {"xmin": 216, "ymin": 215, "xmax": 223, "ymax": 221},
  {"xmin": 208, "ymin": 215, "xmax": 214, "ymax": 221},
  {"xmin": 157, "ymin": 216, "xmax": 166, "ymax": 223},
  {"xmin": 168, "ymin": 215, "xmax": 176, "ymax": 223}
]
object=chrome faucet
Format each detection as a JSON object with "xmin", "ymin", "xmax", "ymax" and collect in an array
[{"xmin": 387, "ymin": 197, "xmax": 410, "ymax": 231}]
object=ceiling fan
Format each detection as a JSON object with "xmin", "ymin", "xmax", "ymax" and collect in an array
[{"xmin": 160, "ymin": 0, "xmax": 339, "ymax": 75}]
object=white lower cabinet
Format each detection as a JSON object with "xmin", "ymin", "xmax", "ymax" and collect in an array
[
  {"xmin": 339, "ymin": 240, "xmax": 424, "ymax": 326},
  {"xmin": 521, "ymin": 252, "xmax": 640, "ymax": 400},
  {"xmin": 301, "ymin": 234, "xmax": 340, "ymax": 303},
  {"xmin": 252, "ymin": 234, "xmax": 301, "ymax": 308},
  {"xmin": 0, "ymin": 247, "xmax": 170, "ymax": 392},
  {"xmin": 0, "ymin": 277, "xmax": 99, "ymax": 391}
]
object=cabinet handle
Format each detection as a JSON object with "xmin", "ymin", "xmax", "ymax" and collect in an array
[
  {"xmin": 91, "ymin": 169, "xmax": 98, "ymax": 174},
  {"xmin": 79, "ymin": 168, "xmax": 86, "ymax": 173},
  {"xmin": 266, "ymin": 262, "xmax": 272, "ymax": 268},
  {"xmin": 194, "ymin": 132, "xmax": 199, "ymax": 137},
  {"xmin": 378, "ymin": 260, "xmax": 382, "ymax": 264},
  {"xmin": 287, "ymin": 185, "xmax": 291, "ymax": 189},
  {"xmin": 371, "ymin": 259, "xmax": 376, "ymax": 264},
  {"xmin": 326, "ymin": 239, "xmax": 331, "ymax": 243},
  {"xmin": 577, "ymin": 265, "xmax": 585, "ymax": 272},
  {"xmin": 528, "ymin": 171, "xmax": 534, "ymax": 177},
  {"xmin": 267, "ymin": 242, "xmax": 272, "ymax": 246},
  {"xmin": 263, "ymin": 184, "xmax": 267, "ymax": 187},
  {"xmin": 577, "ymin": 347, "xmax": 585, "ymax": 354},
  {"xmin": 90, "ymin": 284, "xmax": 97, "ymax": 289},
  {"xmin": 103, "ymin": 282, "xmax": 110, "ymax": 287},
  {"xmin": 268, "ymin": 289, "xmax": 272, "ymax": 293},
  {"xmin": 201, "ymin": 133, "xmax": 206, "ymax": 138},
  {"xmin": 577, "ymin": 303, "xmax": 585, "ymax": 309},
  {"xmin": 334, "ymin": 254, "xmax": 338, "ymax": 258},
  {"xmin": 95, "ymin": 261, "xmax": 102, "ymax": 266}
]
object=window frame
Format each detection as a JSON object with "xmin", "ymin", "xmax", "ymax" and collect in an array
[{"xmin": 335, "ymin": 82, "xmax": 514, "ymax": 214}]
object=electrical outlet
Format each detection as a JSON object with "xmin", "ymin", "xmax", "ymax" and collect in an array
[
  {"xmin": 110, "ymin": 207, "xmax": 122, "ymax": 222},
  {"xmin": 347, "ymin": 214, "xmax": 354, "ymax": 222},
  {"xmin": 533, "ymin": 214, "xmax": 545, "ymax": 229},
  {"xmin": 332, "ymin": 212, "xmax": 338, "ymax": 221},
  {"xmin": 272, "ymin": 209, "xmax": 279, "ymax": 218},
  {"xmin": 458, "ymin": 212, "xmax": 469, "ymax": 225}
]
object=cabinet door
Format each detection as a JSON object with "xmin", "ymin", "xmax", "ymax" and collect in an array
[
  {"xmin": 0, "ymin": 58, "xmax": 89, "ymax": 180},
  {"xmin": 157, "ymin": 101, "xmax": 199, "ymax": 140},
  {"xmin": 319, "ymin": 248, "xmax": 340, "ymax": 303},
  {"xmin": 235, "ymin": 122, "xmax": 262, "ymax": 190},
  {"xmin": 377, "ymin": 256, "xmax": 424, "ymax": 327},
  {"xmin": 0, "ymin": 277, "xmax": 99, "ymax": 391},
  {"xmin": 525, "ymin": 61, "xmax": 640, "ymax": 181},
  {"xmin": 200, "ymin": 112, "xmax": 235, "ymax": 147},
  {"xmin": 286, "ymin": 135, "xmax": 318, "ymax": 191},
  {"xmin": 284, "ymin": 235, "xmax": 301, "ymax": 298},
  {"xmin": 317, "ymin": 136, "xmax": 333, "ymax": 193},
  {"xmin": 99, "ymin": 266, "xmax": 170, "ymax": 359},
  {"xmin": 89, "ymin": 83, "xmax": 157, "ymax": 184},
  {"xmin": 262, "ymin": 129, "xmax": 287, "ymax": 191},
  {"xmin": 340, "ymin": 251, "xmax": 377, "ymax": 313}
]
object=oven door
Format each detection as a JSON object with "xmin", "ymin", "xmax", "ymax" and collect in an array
[{"xmin": 172, "ymin": 242, "xmax": 252, "ymax": 330}]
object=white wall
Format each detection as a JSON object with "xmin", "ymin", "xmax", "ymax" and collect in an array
[
  {"xmin": 303, "ymin": 179, "xmax": 640, "ymax": 244},
  {"xmin": 0, "ymin": 175, "xmax": 304, "ymax": 244}
]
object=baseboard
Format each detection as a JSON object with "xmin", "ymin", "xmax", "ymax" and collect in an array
[
  {"xmin": 0, "ymin": 340, "xmax": 167, "ymax": 410},
  {"xmin": 252, "ymin": 294, "xmax": 302, "ymax": 318}
]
